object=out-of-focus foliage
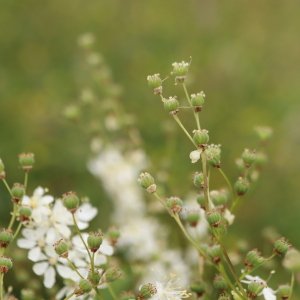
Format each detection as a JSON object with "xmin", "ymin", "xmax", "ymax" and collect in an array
[{"xmin": 0, "ymin": 0, "xmax": 300, "ymax": 297}]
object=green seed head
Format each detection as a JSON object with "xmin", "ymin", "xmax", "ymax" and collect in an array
[
  {"xmin": 166, "ymin": 196, "xmax": 183, "ymax": 213},
  {"xmin": 19, "ymin": 153, "xmax": 35, "ymax": 172},
  {"xmin": 197, "ymin": 192, "xmax": 206, "ymax": 208},
  {"xmin": 53, "ymin": 239, "xmax": 69, "ymax": 258},
  {"xmin": 207, "ymin": 244, "xmax": 222, "ymax": 264},
  {"xmin": 163, "ymin": 97, "xmax": 179, "ymax": 115},
  {"xmin": 218, "ymin": 293, "xmax": 231, "ymax": 300},
  {"xmin": 190, "ymin": 279, "xmax": 206, "ymax": 297},
  {"xmin": 11, "ymin": 183, "xmax": 25, "ymax": 203},
  {"xmin": 0, "ymin": 229, "xmax": 13, "ymax": 248},
  {"xmin": 0, "ymin": 255, "xmax": 13, "ymax": 273},
  {"xmin": 87, "ymin": 231, "xmax": 103, "ymax": 252},
  {"xmin": 244, "ymin": 249, "xmax": 266, "ymax": 267},
  {"xmin": 103, "ymin": 267, "xmax": 123, "ymax": 283},
  {"xmin": 248, "ymin": 281, "xmax": 265, "ymax": 298},
  {"xmin": 191, "ymin": 92, "xmax": 205, "ymax": 112},
  {"xmin": 88, "ymin": 268, "xmax": 101, "ymax": 284},
  {"xmin": 193, "ymin": 129, "xmax": 209, "ymax": 147},
  {"xmin": 147, "ymin": 74, "xmax": 162, "ymax": 89},
  {"xmin": 213, "ymin": 274, "xmax": 228, "ymax": 292},
  {"xmin": 62, "ymin": 191, "xmax": 79, "ymax": 213},
  {"xmin": 205, "ymin": 210, "xmax": 221, "ymax": 227},
  {"xmin": 138, "ymin": 284, "xmax": 157, "ymax": 299},
  {"xmin": 186, "ymin": 212, "xmax": 200, "ymax": 227},
  {"xmin": 234, "ymin": 177, "xmax": 251, "ymax": 195},
  {"xmin": 282, "ymin": 249, "xmax": 300, "ymax": 272},
  {"xmin": 193, "ymin": 172, "xmax": 204, "ymax": 188},
  {"xmin": 172, "ymin": 60, "xmax": 190, "ymax": 82},
  {"xmin": 75, "ymin": 279, "xmax": 93, "ymax": 296},
  {"xmin": 138, "ymin": 173, "xmax": 156, "ymax": 194},
  {"xmin": 254, "ymin": 126, "xmax": 273, "ymax": 145},
  {"xmin": 241, "ymin": 149, "xmax": 256, "ymax": 168},
  {"xmin": 205, "ymin": 144, "xmax": 221, "ymax": 168},
  {"xmin": 274, "ymin": 238, "xmax": 291, "ymax": 256},
  {"xmin": 277, "ymin": 284, "xmax": 291, "ymax": 300},
  {"xmin": 210, "ymin": 190, "xmax": 228, "ymax": 206}
]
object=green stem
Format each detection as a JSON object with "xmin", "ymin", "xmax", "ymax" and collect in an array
[
  {"xmin": 173, "ymin": 116, "xmax": 198, "ymax": 148},
  {"xmin": 67, "ymin": 258, "xmax": 84, "ymax": 279},
  {"xmin": 201, "ymin": 152, "xmax": 211, "ymax": 211},
  {"xmin": 107, "ymin": 284, "xmax": 118, "ymax": 300},
  {"xmin": 218, "ymin": 168, "xmax": 234, "ymax": 196},
  {"xmin": 182, "ymin": 83, "xmax": 201, "ymax": 130},
  {"xmin": 72, "ymin": 214, "xmax": 93, "ymax": 263},
  {"xmin": 11, "ymin": 222, "xmax": 23, "ymax": 243},
  {"xmin": 7, "ymin": 203, "xmax": 18, "ymax": 231},
  {"xmin": 24, "ymin": 172, "xmax": 28, "ymax": 190},
  {"xmin": 2, "ymin": 179, "xmax": 12, "ymax": 196},
  {"xmin": 289, "ymin": 272, "xmax": 294, "ymax": 300},
  {"xmin": 0, "ymin": 273, "xmax": 3, "ymax": 300},
  {"xmin": 153, "ymin": 193, "xmax": 168, "ymax": 210},
  {"xmin": 230, "ymin": 196, "xmax": 240, "ymax": 213}
]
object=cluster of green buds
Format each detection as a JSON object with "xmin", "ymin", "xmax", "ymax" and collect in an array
[
  {"xmin": 234, "ymin": 177, "xmax": 251, "ymax": 195},
  {"xmin": 74, "ymin": 279, "xmax": 93, "ymax": 296},
  {"xmin": 166, "ymin": 196, "xmax": 183, "ymax": 214},
  {"xmin": 247, "ymin": 281, "xmax": 265, "ymax": 299},
  {"xmin": 274, "ymin": 237, "xmax": 291, "ymax": 256},
  {"xmin": 138, "ymin": 173, "xmax": 156, "ymax": 194},
  {"xmin": 102, "ymin": 267, "xmax": 123, "ymax": 283},
  {"xmin": 19, "ymin": 153, "xmax": 35, "ymax": 172},
  {"xmin": 210, "ymin": 190, "xmax": 228, "ymax": 207},
  {"xmin": 18, "ymin": 205, "xmax": 32, "ymax": 223},
  {"xmin": 0, "ymin": 255, "xmax": 13, "ymax": 274},
  {"xmin": 190, "ymin": 279, "xmax": 206, "ymax": 297},
  {"xmin": 107, "ymin": 226, "xmax": 120, "ymax": 246},
  {"xmin": 205, "ymin": 209, "xmax": 222, "ymax": 228},
  {"xmin": 205, "ymin": 144, "xmax": 221, "ymax": 168},
  {"xmin": 0, "ymin": 229, "xmax": 13, "ymax": 248},
  {"xmin": 62, "ymin": 191, "xmax": 79, "ymax": 213},
  {"xmin": 172, "ymin": 60, "xmax": 190, "ymax": 82},
  {"xmin": 193, "ymin": 129, "xmax": 209, "ymax": 148},
  {"xmin": 191, "ymin": 92, "xmax": 205, "ymax": 112},
  {"xmin": 11, "ymin": 183, "xmax": 25, "ymax": 203},
  {"xmin": 241, "ymin": 148, "xmax": 256, "ymax": 168},
  {"xmin": 207, "ymin": 243, "xmax": 222, "ymax": 264},
  {"xmin": 87, "ymin": 231, "xmax": 104, "ymax": 252},
  {"xmin": 162, "ymin": 96, "xmax": 179, "ymax": 116},
  {"xmin": 244, "ymin": 249, "xmax": 266, "ymax": 268},
  {"xmin": 0, "ymin": 159, "xmax": 5, "ymax": 179},
  {"xmin": 213, "ymin": 274, "xmax": 228, "ymax": 292},
  {"xmin": 138, "ymin": 283, "xmax": 157, "ymax": 299},
  {"xmin": 147, "ymin": 74, "xmax": 163, "ymax": 95},
  {"xmin": 53, "ymin": 239, "xmax": 69, "ymax": 258}
]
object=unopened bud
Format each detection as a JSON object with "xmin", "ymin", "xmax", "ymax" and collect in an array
[
  {"xmin": 74, "ymin": 279, "xmax": 93, "ymax": 296},
  {"xmin": 138, "ymin": 173, "xmax": 156, "ymax": 194},
  {"xmin": 277, "ymin": 284, "xmax": 291, "ymax": 300},
  {"xmin": 138, "ymin": 283, "xmax": 157, "ymax": 299},
  {"xmin": 62, "ymin": 191, "xmax": 79, "ymax": 213},
  {"xmin": 11, "ymin": 183, "xmax": 25, "ymax": 203},
  {"xmin": 191, "ymin": 92, "xmax": 205, "ymax": 112},
  {"xmin": 190, "ymin": 279, "xmax": 206, "ymax": 297},
  {"xmin": 254, "ymin": 126, "xmax": 273, "ymax": 146},
  {"xmin": 107, "ymin": 226, "xmax": 120, "ymax": 246},
  {"xmin": 53, "ymin": 239, "xmax": 68, "ymax": 258},
  {"xmin": 241, "ymin": 149, "xmax": 256, "ymax": 168},
  {"xmin": 193, "ymin": 129, "xmax": 209, "ymax": 147},
  {"xmin": 274, "ymin": 238, "xmax": 291, "ymax": 256},
  {"xmin": 244, "ymin": 249, "xmax": 266, "ymax": 268},
  {"xmin": 207, "ymin": 244, "xmax": 222, "ymax": 264},
  {"xmin": 0, "ymin": 255, "xmax": 13, "ymax": 273},
  {"xmin": 213, "ymin": 274, "xmax": 228, "ymax": 292},
  {"xmin": 172, "ymin": 61, "xmax": 190, "ymax": 82},
  {"xmin": 193, "ymin": 172, "xmax": 204, "ymax": 188},
  {"xmin": 19, "ymin": 153, "xmax": 35, "ymax": 172},
  {"xmin": 162, "ymin": 97, "xmax": 179, "ymax": 116},
  {"xmin": 205, "ymin": 144, "xmax": 221, "ymax": 168},
  {"xmin": 18, "ymin": 206, "xmax": 32, "ymax": 223},
  {"xmin": 88, "ymin": 268, "xmax": 101, "ymax": 284},
  {"xmin": 147, "ymin": 74, "xmax": 163, "ymax": 95},
  {"xmin": 205, "ymin": 210, "xmax": 221, "ymax": 227},
  {"xmin": 210, "ymin": 190, "xmax": 228, "ymax": 206},
  {"xmin": 248, "ymin": 281, "xmax": 265, "ymax": 299},
  {"xmin": 0, "ymin": 229, "xmax": 13, "ymax": 248},
  {"xmin": 282, "ymin": 249, "xmax": 300, "ymax": 272},
  {"xmin": 234, "ymin": 177, "xmax": 250, "ymax": 195},
  {"xmin": 103, "ymin": 267, "xmax": 122, "ymax": 283},
  {"xmin": 197, "ymin": 192, "xmax": 206, "ymax": 209},
  {"xmin": 166, "ymin": 196, "xmax": 183, "ymax": 214},
  {"xmin": 87, "ymin": 231, "xmax": 103, "ymax": 252},
  {"xmin": 186, "ymin": 212, "xmax": 200, "ymax": 227}
]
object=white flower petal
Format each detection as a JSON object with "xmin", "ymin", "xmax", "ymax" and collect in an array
[
  {"xmin": 33, "ymin": 262, "xmax": 49, "ymax": 275},
  {"xmin": 33, "ymin": 187, "xmax": 45, "ymax": 197},
  {"xmin": 55, "ymin": 286, "xmax": 68, "ymax": 300},
  {"xmin": 42, "ymin": 195, "xmax": 54, "ymax": 205},
  {"xmin": 94, "ymin": 253, "xmax": 107, "ymax": 266},
  {"xmin": 190, "ymin": 149, "xmax": 202, "ymax": 163},
  {"xmin": 17, "ymin": 238, "xmax": 36, "ymax": 249},
  {"xmin": 28, "ymin": 247, "xmax": 43, "ymax": 262},
  {"xmin": 99, "ymin": 240, "xmax": 113, "ymax": 256},
  {"xmin": 263, "ymin": 288, "xmax": 276, "ymax": 300},
  {"xmin": 22, "ymin": 195, "xmax": 31, "ymax": 205},
  {"xmin": 56, "ymin": 265, "xmax": 73, "ymax": 279},
  {"xmin": 76, "ymin": 203, "xmax": 98, "ymax": 222},
  {"xmin": 44, "ymin": 266, "xmax": 56, "ymax": 288},
  {"xmin": 46, "ymin": 227, "xmax": 57, "ymax": 245}
]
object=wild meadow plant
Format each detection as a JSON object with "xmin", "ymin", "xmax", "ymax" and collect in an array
[{"xmin": 1, "ymin": 33, "xmax": 300, "ymax": 300}]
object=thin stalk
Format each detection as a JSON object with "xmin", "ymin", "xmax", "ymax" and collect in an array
[
  {"xmin": 218, "ymin": 168, "xmax": 234, "ymax": 196},
  {"xmin": 289, "ymin": 272, "xmax": 294, "ymax": 300},
  {"xmin": 67, "ymin": 258, "xmax": 84, "ymax": 279},
  {"xmin": 173, "ymin": 116, "xmax": 198, "ymax": 148},
  {"xmin": 72, "ymin": 214, "xmax": 93, "ymax": 263},
  {"xmin": 201, "ymin": 152, "xmax": 211, "ymax": 211},
  {"xmin": 24, "ymin": 172, "xmax": 28, "ymax": 189},
  {"xmin": 107, "ymin": 284, "xmax": 118, "ymax": 300},
  {"xmin": 153, "ymin": 193, "xmax": 168, "ymax": 210},
  {"xmin": 2, "ymin": 179, "xmax": 12, "ymax": 196},
  {"xmin": 0, "ymin": 273, "xmax": 3, "ymax": 300},
  {"xmin": 11, "ymin": 222, "xmax": 23, "ymax": 243},
  {"xmin": 7, "ymin": 203, "xmax": 18, "ymax": 231},
  {"xmin": 182, "ymin": 83, "xmax": 201, "ymax": 130},
  {"xmin": 230, "ymin": 196, "xmax": 240, "ymax": 213}
]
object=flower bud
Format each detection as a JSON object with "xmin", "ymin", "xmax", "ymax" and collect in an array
[
  {"xmin": 147, "ymin": 74, "xmax": 163, "ymax": 95},
  {"xmin": 74, "ymin": 279, "xmax": 93, "ymax": 296},
  {"xmin": 254, "ymin": 126, "xmax": 273, "ymax": 146},
  {"xmin": 107, "ymin": 226, "xmax": 120, "ymax": 246},
  {"xmin": 277, "ymin": 284, "xmax": 291, "ymax": 300},
  {"xmin": 88, "ymin": 268, "xmax": 101, "ymax": 284},
  {"xmin": 120, "ymin": 291, "xmax": 136, "ymax": 300},
  {"xmin": 138, "ymin": 173, "xmax": 156, "ymax": 194},
  {"xmin": 0, "ymin": 229, "xmax": 13, "ymax": 248},
  {"xmin": 197, "ymin": 192, "xmax": 206, "ymax": 209},
  {"xmin": 19, "ymin": 153, "xmax": 35, "ymax": 172},
  {"xmin": 191, "ymin": 92, "xmax": 205, "ymax": 112},
  {"xmin": 186, "ymin": 212, "xmax": 200, "ymax": 227},
  {"xmin": 87, "ymin": 231, "xmax": 104, "ymax": 252},
  {"xmin": 103, "ymin": 267, "xmax": 123, "ymax": 283},
  {"xmin": 11, "ymin": 183, "xmax": 25, "ymax": 203},
  {"xmin": 235, "ymin": 158, "xmax": 247, "ymax": 172},
  {"xmin": 0, "ymin": 159, "xmax": 5, "ymax": 179},
  {"xmin": 205, "ymin": 210, "xmax": 221, "ymax": 227},
  {"xmin": 248, "ymin": 281, "xmax": 265, "ymax": 299},
  {"xmin": 210, "ymin": 190, "xmax": 228, "ymax": 206},
  {"xmin": 244, "ymin": 249, "xmax": 266, "ymax": 268},
  {"xmin": 0, "ymin": 255, "xmax": 13, "ymax": 273},
  {"xmin": 205, "ymin": 144, "xmax": 221, "ymax": 168},
  {"xmin": 21, "ymin": 289, "xmax": 36, "ymax": 300},
  {"xmin": 193, "ymin": 130, "xmax": 209, "ymax": 147},
  {"xmin": 138, "ymin": 284, "xmax": 157, "ymax": 299},
  {"xmin": 19, "ymin": 206, "xmax": 32, "ymax": 223},
  {"xmin": 193, "ymin": 172, "xmax": 204, "ymax": 188},
  {"xmin": 62, "ymin": 191, "xmax": 79, "ymax": 213},
  {"xmin": 166, "ymin": 196, "xmax": 183, "ymax": 214},
  {"xmin": 207, "ymin": 244, "xmax": 222, "ymax": 264},
  {"xmin": 213, "ymin": 274, "xmax": 228, "ymax": 292},
  {"xmin": 53, "ymin": 239, "xmax": 68, "ymax": 258},
  {"xmin": 241, "ymin": 149, "xmax": 256, "ymax": 168},
  {"xmin": 234, "ymin": 177, "xmax": 250, "ymax": 195},
  {"xmin": 190, "ymin": 279, "xmax": 206, "ymax": 297},
  {"xmin": 218, "ymin": 294, "xmax": 231, "ymax": 300},
  {"xmin": 282, "ymin": 249, "xmax": 300, "ymax": 272},
  {"xmin": 172, "ymin": 61, "xmax": 190, "ymax": 82},
  {"xmin": 162, "ymin": 97, "xmax": 179, "ymax": 116},
  {"xmin": 274, "ymin": 238, "xmax": 291, "ymax": 256}
]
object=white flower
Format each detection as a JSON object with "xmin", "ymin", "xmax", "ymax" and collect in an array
[
  {"xmin": 241, "ymin": 274, "xmax": 276, "ymax": 300},
  {"xmin": 224, "ymin": 209, "xmax": 235, "ymax": 225},
  {"xmin": 189, "ymin": 149, "xmax": 202, "ymax": 163},
  {"xmin": 150, "ymin": 273, "xmax": 190, "ymax": 300}
]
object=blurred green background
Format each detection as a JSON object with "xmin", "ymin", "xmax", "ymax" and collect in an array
[{"xmin": 1, "ymin": 0, "xmax": 300, "ymax": 298}]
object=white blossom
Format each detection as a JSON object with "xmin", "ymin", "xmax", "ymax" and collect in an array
[{"xmin": 189, "ymin": 149, "xmax": 202, "ymax": 163}]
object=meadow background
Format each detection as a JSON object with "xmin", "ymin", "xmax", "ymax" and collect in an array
[{"xmin": 0, "ymin": 0, "xmax": 300, "ymax": 298}]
